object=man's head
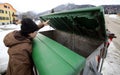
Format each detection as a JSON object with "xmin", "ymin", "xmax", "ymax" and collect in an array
[{"xmin": 20, "ymin": 18, "xmax": 39, "ymax": 37}]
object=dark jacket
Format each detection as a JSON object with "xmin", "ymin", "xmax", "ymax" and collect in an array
[{"xmin": 4, "ymin": 30, "xmax": 34, "ymax": 75}]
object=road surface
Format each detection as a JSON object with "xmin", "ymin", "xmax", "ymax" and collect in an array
[{"xmin": 102, "ymin": 15, "xmax": 120, "ymax": 75}]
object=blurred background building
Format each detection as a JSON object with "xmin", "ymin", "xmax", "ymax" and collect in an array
[{"xmin": 0, "ymin": 3, "xmax": 17, "ymax": 25}]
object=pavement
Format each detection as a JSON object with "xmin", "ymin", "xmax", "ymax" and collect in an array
[{"xmin": 102, "ymin": 15, "xmax": 120, "ymax": 75}]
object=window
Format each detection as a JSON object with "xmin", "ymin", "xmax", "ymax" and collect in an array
[
  {"xmin": 0, "ymin": 10, "xmax": 4, "ymax": 13},
  {"xmin": 3, "ymin": 17, "xmax": 5, "ymax": 20},
  {"xmin": 2, "ymin": 10, "xmax": 4, "ymax": 13},
  {"xmin": 6, "ymin": 11, "xmax": 7, "ymax": 14},
  {"xmin": 0, "ymin": 16, "xmax": 10, "ymax": 20},
  {"xmin": 6, "ymin": 17, "xmax": 9, "ymax": 20},
  {"xmin": 4, "ymin": 5, "xmax": 7, "ymax": 8},
  {"xmin": 0, "ymin": 10, "xmax": 3, "ymax": 13},
  {"xmin": 2, "ymin": 23, "xmax": 5, "ymax": 25},
  {"xmin": 0, "ymin": 16, "xmax": 2, "ymax": 20}
]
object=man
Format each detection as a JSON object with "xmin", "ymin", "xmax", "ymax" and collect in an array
[{"xmin": 4, "ymin": 18, "xmax": 49, "ymax": 75}]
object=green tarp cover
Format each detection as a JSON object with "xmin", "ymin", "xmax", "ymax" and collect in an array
[
  {"xmin": 40, "ymin": 6, "xmax": 106, "ymax": 40},
  {"xmin": 32, "ymin": 33, "xmax": 85, "ymax": 75}
]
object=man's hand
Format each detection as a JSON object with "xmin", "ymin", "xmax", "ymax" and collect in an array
[
  {"xmin": 42, "ymin": 20, "xmax": 50, "ymax": 26},
  {"xmin": 38, "ymin": 20, "xmax": 50, "ymax": 29}
]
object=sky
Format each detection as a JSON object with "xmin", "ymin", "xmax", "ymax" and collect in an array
[{"xmin": 0, "ymin": 0, "xmax": 120, "ymax": 13}]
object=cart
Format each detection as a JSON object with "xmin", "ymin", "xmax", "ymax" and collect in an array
[{"xmin": 32, "ymin": 6, "xmax": 115, "ymax": 75}]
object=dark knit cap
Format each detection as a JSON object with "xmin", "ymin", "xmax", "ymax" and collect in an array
[{"xmin": 20, "ymin": 18, "xmax": 39, "ymax": 36}]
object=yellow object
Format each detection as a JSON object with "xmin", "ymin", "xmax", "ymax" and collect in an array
[{"xmin": 0, "ymin": 3, "xmax": 17, "ymax": 25}]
